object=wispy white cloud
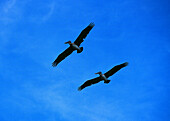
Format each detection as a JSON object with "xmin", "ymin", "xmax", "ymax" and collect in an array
[
  {"xmin": 41, "ymin": 2, "xmax": 55, "ymax": 22},
  {"xmin": 16, "ymin": 81, "xmax": 123, "ymax": 121},
  {"xmin": 0, "ymin": 0, "xmax": 56, "ymax": 24},
  {"xmin": 3, "ymin": 0, "xmax": 16, "ymax": 13},
  {"xmin": 27, "ymin": 1, "xmax": 56, "ymax": 23},
  {"xmin": 0, "ymin": 0, "xmax": 21, "ymax": 23}
]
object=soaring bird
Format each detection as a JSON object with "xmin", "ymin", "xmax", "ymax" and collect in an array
[
  {"xmin": 52, "ymin": 22, "xmax": 95, "ymax": 67},
  {"xmin": 78, "ymin": 62, "xmax": 128, "ymax": 91}
]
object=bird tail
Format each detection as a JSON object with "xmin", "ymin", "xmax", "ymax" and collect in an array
[
  {"xmin": 77, "ymin": 47, "xmax": 83, "ymax": 53},
  {"xmin": 104, "ymin": 80, "xmax": 111, "ymax": 84}
]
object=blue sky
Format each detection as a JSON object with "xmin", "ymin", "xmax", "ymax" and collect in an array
[{"xmin": 0, "ymin": 0, "xmax": 169, "ymax": 121}]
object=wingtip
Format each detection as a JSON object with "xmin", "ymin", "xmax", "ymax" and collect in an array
[
  {"xmin": 89, "ymin": 22, "xmax": 95, "ymax": 27},
  {"xmin": 78, "ymin": 87, "xmax": 82, "ymax": 91},
  {"xmin": 52, "ymin": 62, "xmax": 57, "ymax": 67},
  {"xmin": 124, "ymin": 62, "xmax": 129, "ymax": 66}
]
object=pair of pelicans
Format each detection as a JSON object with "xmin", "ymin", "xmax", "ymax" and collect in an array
[{"xmin": 52, "ymin": 22, "xmax": 128, "ymax": 91}]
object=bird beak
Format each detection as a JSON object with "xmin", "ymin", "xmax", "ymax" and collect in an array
[
  {"xmin": 95, "ymin": 72, "xmax": 102, "ymax": 75},
  {"xmin": 65, "ymin": 41, "xmax": 71, "ymax": 44}
]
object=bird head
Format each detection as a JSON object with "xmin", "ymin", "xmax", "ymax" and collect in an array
[
  {"xmin": 95, "ymin": 71, "xmax": 102, "ymax": 75},
  {"xmin": 64, "ymin": 41, "xmax": 72, "ymax": 44}
]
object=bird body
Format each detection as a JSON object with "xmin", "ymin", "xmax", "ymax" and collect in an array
[
  {"xmin": 65, "ymin": 41, "xmax": 82, "ymax": 52},
  {"xmin": 101, "ymin": 74, "xmax": 107, "ymax": 81},
  {"xmin": 78, "ymin": 62, "xmax": 128, "ymax": 91},
  {"xmin": 71, "ymin": 43, "xmax": 80, "ymax": 50},
  {"xmin": 95, "ymin": 72, "xmax": 110, "ymax": 83},
  {"xmin": 101, "ymin": 74, "xmax": 111, "ymax": 83},
  {"xmin": 71, "ymin": 43, "xmax": 82, "ymax": 52},
  {"xmin": 52, "ymin": 22, "xmax": 95, "ymax": 67}
]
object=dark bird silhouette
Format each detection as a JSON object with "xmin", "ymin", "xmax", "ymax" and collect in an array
[
  {"xmin": 52, "ymin": 22, "xmax": 95, "ymax": 67},
  {"xmin": 78, "ymin": 62, "xmax": 128, "ymax": 91}
]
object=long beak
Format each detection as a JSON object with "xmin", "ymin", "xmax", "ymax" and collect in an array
[
  {"xmin": 95, "ymin": 72, "xmax": 100, "ymax": 74},
  {"xmin": 65, "ymin": 41, "xmax": 71, "ymax": 44}
]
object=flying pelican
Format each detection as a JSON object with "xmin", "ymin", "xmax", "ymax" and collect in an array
[
  {"xmin": 78, "ymin": 62, "xmax": 128, "ymax": 91},
  {"xmin": 52, "ymin": 22, "xmax": 95, "ymax": 67}
]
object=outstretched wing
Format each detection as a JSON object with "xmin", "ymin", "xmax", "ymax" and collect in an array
[
  {"xmin": 104, "ymin": 62, "xmax": 128, "ymax": 78},
  {"xmin": 52, "ymin": 47, "xmax": 74, "ymax": 67},
  {"xmin": 74, "ymin": 22, "xmax": 95, "ymax": 46},
  {"xmin": 78, "ymin": 76, "xmax": 102, "ymax": 91}
]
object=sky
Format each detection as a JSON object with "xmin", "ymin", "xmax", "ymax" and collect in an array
[{"xmin": 0, "ymin": 0, "xmax": 169, "ymax": 121}]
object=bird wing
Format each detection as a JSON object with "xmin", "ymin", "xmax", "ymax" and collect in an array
[
  {"xmin": 74, "ymin": 22, "xmax": 95, "ymax": 46},
  {"xmin": 104, "ymin": 62, "xmax": 128, "ymax": 78},
  {"xmin": 52, "ymin": 46, "xmax": 74, "ymax": 67},
  {"xmin": 78, "ymin": 76, "xmax": 102, "ymax": 91}
]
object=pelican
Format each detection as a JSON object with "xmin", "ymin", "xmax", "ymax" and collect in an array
[
  {"xmin": 52, "ymin": 22, "xmax": 95, "ymax": 67},
  {"xmin": 78, "ymin": 62, "xmax": 128, "ymax": 91}
]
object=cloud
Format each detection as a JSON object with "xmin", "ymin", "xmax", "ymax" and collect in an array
[
  {"xmin": 4, "ymin": 79, "xmax": 112, "ymax": 121},
  {"xmin": 3, "ymin": 0, "xmax": 16, "ymax": 13},
  {"xmin": 41, "ymin": 2, "xmax": 55, "ymax": 22},
  {"xmin": 0, "ymin": 0, "xmax": 56, "ymax": 24},
  {"xmin": 26, "ymin": 1, "xmax": 56, "ymax": 23},
  {"xmin": 16, "ymin": 81, "xmax": 123, "ymax": 121},
  {"xmin": 0, "ymin": 0, "xmax": 21, "ymax": 23}
]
